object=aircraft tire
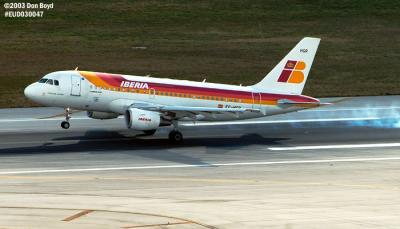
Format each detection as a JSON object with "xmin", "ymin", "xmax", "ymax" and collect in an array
[
  {"xmin": 61, "ymin": 121, "xmax": 70, "ymax": 129},
  {"xmin": 168, "ymin": 130, "xmax": 183, "ymax": 143}
]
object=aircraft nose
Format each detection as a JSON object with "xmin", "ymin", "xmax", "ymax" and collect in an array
[{"xmin": 24, "ymin": 84, "xmax": 36, "ymax": 99}]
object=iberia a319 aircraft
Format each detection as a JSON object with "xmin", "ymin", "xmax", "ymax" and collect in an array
[{"xmin": 25, "ymin": 37, "xmax": 321, "ymax": 143}]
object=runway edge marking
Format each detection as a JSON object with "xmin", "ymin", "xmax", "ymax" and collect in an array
[{"xmin": 1, "ymin": 157, "xmax": 400, "ymax": 175}]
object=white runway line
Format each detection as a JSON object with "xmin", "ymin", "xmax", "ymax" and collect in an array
[
  {"xmin": 1, "ymin": 157, "xmax": 400, "ymax": 175},
  {"xmin": 300, "ymin": 107, "xmax": 400, "ymax": 112},
  {"xmin": 1, "ymin": 106, "xmax": 399, "ymax": 123},
  {"xmin": 0, "ymin": 117, "xmax": 380, "ymax": 124},
  {"xmin": 268, "ymin": 142, "xmax": 400, "ymax": 151},
  {"xmin": 181, "ymin": 117, "xmax": 380, "ymax": 126}
]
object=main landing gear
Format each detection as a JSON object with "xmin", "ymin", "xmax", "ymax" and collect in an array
[
  {"xmin": 61, "ymin": 107, "xmax": 71, "ymax": 129},
  {"xmin": 168, "ymin": 121, "xmax": 183, "ymax": 143}
]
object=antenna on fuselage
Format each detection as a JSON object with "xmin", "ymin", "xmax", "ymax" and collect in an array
[
  {"xmin": 74, "ymin": 66, "xmax": 79, "ymax": 71},
  {"xmin": 202, "ymin": 79, "xmax": 206, "ymax": 83}
]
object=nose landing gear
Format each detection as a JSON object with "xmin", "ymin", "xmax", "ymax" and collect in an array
[
  {"xmin": 61, "ymin": 121, "xmax": 70, "ymax": 129},
  {"xmin": 61, "ymin": 107, "xmax": 71, "ymax": 129}
]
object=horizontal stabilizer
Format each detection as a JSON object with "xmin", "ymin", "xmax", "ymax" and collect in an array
[{"xmin": 277, "ymin": 99, "xmax": 330, "ymax": 108}]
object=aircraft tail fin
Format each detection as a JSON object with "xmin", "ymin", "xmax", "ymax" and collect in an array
[{"xmin": 252, "ymin": 37, "xmax": 320, "ymax": 95}]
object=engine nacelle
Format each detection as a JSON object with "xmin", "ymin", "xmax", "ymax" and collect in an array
[
  {"xmin": 87, "ymin": 111, "xmax": 119, "ymax": 120},
  {"xmin": 125, "ymin": 108, "xmax": 161, "ymax": 130}
]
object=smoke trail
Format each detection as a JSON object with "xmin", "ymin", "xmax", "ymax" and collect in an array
[
  {"xmin": 347, "ymin": 104, "xmax": 400, "ymax": 128},
  {"xmin": 291, "ymin": 102, "xmax": 400, "ymax": 129},
  {"xmin": 340, "ymin": 105, "xmax": 400, "ymax": 128}
]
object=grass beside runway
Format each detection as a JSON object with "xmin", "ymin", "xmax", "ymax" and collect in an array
[{"xmin": 0, "ymin": 0, "xmax": 399, "ymax": 107}]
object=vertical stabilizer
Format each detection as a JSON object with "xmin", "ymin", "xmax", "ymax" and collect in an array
[{"xmin": 252, "ymin": 37, "xmax": 320, "ymax": 95}]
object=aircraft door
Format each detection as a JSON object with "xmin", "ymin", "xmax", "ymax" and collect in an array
[
  {"xmin": 70, "ymin": 75, "xmax": 82, "ymax": 96},
  {"xmin": 252, "ymin": 92, "xmax": 261, "ymax": 109}
]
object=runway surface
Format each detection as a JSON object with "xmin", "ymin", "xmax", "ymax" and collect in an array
[{"xmin": 0, "ymin": 96, "xmax": 400, "ymax": 228}]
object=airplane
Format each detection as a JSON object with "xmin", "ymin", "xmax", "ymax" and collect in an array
[{"xmin": 24, "ymin": 37, "xmax": 322, "ymax": 143}]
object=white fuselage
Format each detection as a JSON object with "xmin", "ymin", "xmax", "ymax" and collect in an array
[{"xmin": 24, "ymin": 70, "xmax": 318, "ymax": 122}]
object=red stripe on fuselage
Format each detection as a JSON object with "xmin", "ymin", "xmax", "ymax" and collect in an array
[
  {"xmin": 96, "ymin": 72, "xmax": 125, "ymax": 87},
  {"xmin": 90, "ymin": 72, "xmax": 318, "ymax": 103}
]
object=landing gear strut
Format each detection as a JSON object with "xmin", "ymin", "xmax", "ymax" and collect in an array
[
  {"xmin": 168, "ymin": 121, "xmax": 183, "ymax": 143},
  {"xmin": 61, "ymin": 107, "xmax": 71, "ymax": 129}
]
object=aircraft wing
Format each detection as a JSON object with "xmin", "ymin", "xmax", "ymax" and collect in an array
[{"xmin": 129, "ymin": 102, "xmax": 260, "ymax": 119}]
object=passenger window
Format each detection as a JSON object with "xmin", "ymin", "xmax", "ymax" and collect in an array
[
  {"xmin": 46, "ymin": 79, "xmax": 53, "ymax": 85},
  {"xmin": 54, "ymin": 80, "xmax": 59, "ymax": 86}
]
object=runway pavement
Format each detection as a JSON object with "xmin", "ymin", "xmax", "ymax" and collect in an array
[{"xmin": 0, "ymin": 96, "xmax": 400, "ymax": 228}]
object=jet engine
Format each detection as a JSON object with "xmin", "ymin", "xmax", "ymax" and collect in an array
[
  {"xmin": 87, "ymin": 111, "xmax": 119, "ymax": 120},
  {"xmin": 125, "ymin": 108, "xmax": 161, "ymax": 130}
]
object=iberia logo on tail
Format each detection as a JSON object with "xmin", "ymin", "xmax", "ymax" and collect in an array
[{"xmin": 277, "ymin": 60, "xmax": 306, "ymax": 84}]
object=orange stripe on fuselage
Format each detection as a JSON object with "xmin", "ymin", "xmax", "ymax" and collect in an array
[
  {"xmin": 78, "ymin": 71, "xmax": 316, "ymax": 106},
  {"xmin": 79, "ymin": 71, "xmax": 114, "ymax": 88}
]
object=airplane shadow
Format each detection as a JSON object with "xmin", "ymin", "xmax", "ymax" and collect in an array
[{"xmin": 0, "ymin": 130, "xmax": 290, "ymax": 166}]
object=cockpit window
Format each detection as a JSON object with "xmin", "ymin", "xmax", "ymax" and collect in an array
[
  {"xmin": 46, "ymin": 79, "xmax": 53, "ymax": 85},
  {"xmin": 54, "ymin": 80, "xmax": 59, "ymax": 86},
  {"xmin": 38, "ymin": 78, "xmax": 48, "ymax": 83}
]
